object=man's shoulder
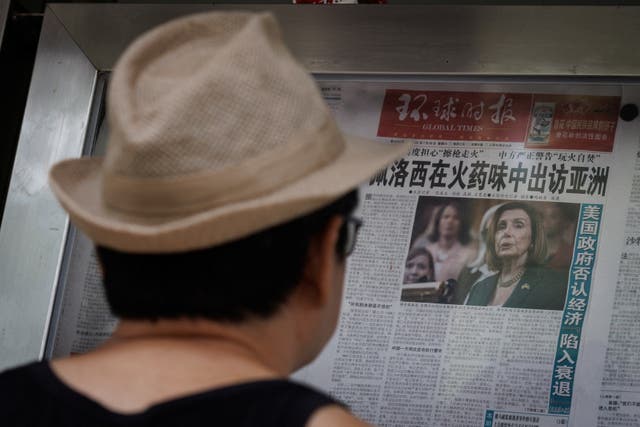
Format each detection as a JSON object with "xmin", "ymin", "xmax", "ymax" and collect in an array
[
  {"xmin": 307, "ymin": 405, "xmax": 372, "ymax": 427},
  {"xmin": 0, "ymin": 360, "xmax": 42, "ymax": 387},
  {"xmin": 0, "ymin": 361, "xmax": 48, "ymax": 422}
]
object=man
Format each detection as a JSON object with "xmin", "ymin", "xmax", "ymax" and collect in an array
[{"xmin": 0, "ymin": 11, "xmax": 409, "ymax": 426}]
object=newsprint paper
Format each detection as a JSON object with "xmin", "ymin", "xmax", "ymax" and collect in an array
[{"xmin": 48, "ymin": 79, "xmax": 640, "ymax": 427}]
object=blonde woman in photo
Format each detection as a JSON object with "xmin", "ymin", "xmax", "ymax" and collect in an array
[{"xmin": 465, "ymin": 202, "xmax": 568, "ymax": 310}]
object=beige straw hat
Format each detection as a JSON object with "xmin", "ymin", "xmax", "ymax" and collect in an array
[{"xmin": 49, "ymin": 11, "xmax": 410, "ymax": 253}]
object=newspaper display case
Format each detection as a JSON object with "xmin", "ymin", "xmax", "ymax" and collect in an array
[{"xmin": 1, "ymin": 4, "xmax": 640, "ymax": 426}]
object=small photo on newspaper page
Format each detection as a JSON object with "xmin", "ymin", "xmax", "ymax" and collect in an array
[
  {"xmin": 295, "ymin": 81, "xmax": 619, "ymax": 427},
  {"xmin": 402, "ymin": 196, "xmax": 579, "ymax": 310},
  {"xmin": 527, "ymin": 102, "xmax": 556, "ymax": 145}
]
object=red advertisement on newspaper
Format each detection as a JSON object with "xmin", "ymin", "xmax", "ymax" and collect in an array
[
  {"xmin": 525, "ymin": 94, "xmax": 620, "ymax": 152},
  {"xmin": 377, "ymin": 89, "xmax": 620, "ymax": 152}
]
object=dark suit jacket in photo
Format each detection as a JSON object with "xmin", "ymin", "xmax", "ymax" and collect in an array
[{"xmin": 465, "ymin": 266, "xmax": 568, "ymax": 310}]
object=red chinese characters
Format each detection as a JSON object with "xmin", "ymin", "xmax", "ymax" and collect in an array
[
  {"xmin": 377, "ymin": 89, "xmax": 621, "ymax": 153},
  {"xmin": 377, "ymin": 90, "xmax": 532, "ymax": 143}
]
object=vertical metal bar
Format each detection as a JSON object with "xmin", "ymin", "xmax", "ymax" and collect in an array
[
  {"xmin": 0, "ymin": 7, "xmax": 97, "ymax": 370},
  {"xmin": 0, "ymin": 0, "xmax": 9, "ymax": 49}
]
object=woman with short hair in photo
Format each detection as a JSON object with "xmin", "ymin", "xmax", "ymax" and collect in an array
[{"xmin": 465, "ymin": 202, "xmax": 568, "ymax": 310}]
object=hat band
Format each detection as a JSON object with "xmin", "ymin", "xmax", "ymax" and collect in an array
[{"xmin": 102, "ymin": 118, "xmax": 345, "ymax": 216}]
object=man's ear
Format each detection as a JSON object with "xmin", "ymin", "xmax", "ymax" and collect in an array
[{"xmin": 298, "ymin": 215, "xmax": 344, "ymax": 307}]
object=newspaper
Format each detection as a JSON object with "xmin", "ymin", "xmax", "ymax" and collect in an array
[
  {"xmin": 47, "ymin": 119, "xmax": 117, "ymax": 358},
  {"xmin": 48, "ymin": 231, "xmax": 116, "ymax": 357},
  {"xmin": 47, "ymin": 80, "xmax": 640, "ymax": 426},
  {"xmin": 293, "ymin": 81, "xmax": 640, "ymax": 427}
]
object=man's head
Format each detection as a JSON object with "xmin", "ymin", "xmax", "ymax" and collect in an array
[
  {"xmin": 97, "ymin": 190, "xmax": 359, "ymax": 322},
  {"xmin": 49, "ymin": 12, "xmax": 408, "ymax": 255},
  {"xmin": 48, "ymin": 12, "xmax": 408, "ymax": 361}
]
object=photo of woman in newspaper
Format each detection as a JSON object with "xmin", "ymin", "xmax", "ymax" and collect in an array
[
  {"xmin": 454, "ymin": 202, "xmax": 503, "ymax": 304},
  {"xmin": 403, "ymin": 246, "xmax": 435, "ymax": 284},
  {"xmin": 412, "ymin": 200, "xmax": 477, "ymax": 282},
  {"xmin": 402, "ymin": 197, "xmax": 576, "ymax": 309},
  {"xmin": 400, "ymin": 247, "xmax": 450, "ymax": 303},
  {"xmin": 465, "ymin": 201, "xmax": 568, "ymax": 310}
]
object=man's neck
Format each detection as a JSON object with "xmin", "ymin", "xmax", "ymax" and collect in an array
[
  {"xmin": 110, "ymin": 315, "xmax": 300, "ymax": 376},
  {"xmin": 49, "ymin": 314, "xmax": 308, "ymax": 413}
]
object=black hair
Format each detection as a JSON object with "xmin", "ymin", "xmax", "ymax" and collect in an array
[
  {"xmin": 427, "ymin": 200, "xmax": 472, "ymax": 245},
  {"xmin": 97, "ymin": 190, "xmax": 358, "ymax": 322}
]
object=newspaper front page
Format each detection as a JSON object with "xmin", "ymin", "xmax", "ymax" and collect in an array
[
  {"xmin": 47, "ymin": 79, "xmax": 640, "ymax": 426},
  {"xmin": 49, "ymin": 231, "xmax": 117, "ymax": 357},
  {"xmin": 591, "ymin": 85, "xmax": 640, "ymax": 427},
  {"xmin": 294, "ymin": 80, "xmax": 640, "ymax": 427}
]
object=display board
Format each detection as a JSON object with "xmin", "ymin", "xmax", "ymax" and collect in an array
[
  {"xmin": 42, "ymin": 76, "xmax": 640, "ymax": 427},
  {"xmin": 1, "ymin": 4, "xmax": 640, "ymax": 427},
  {"xmin": 295, "ymin": 80, "xmax": 640, "ymax": 427}
]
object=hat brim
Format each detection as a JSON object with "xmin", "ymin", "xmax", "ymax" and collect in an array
[{"xmin": 49, "ymin": 135, "xmax": 411, "ymax": 253}]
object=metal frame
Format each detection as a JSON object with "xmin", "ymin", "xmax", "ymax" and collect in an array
[
  {"xmin": 0, "ymin": 0, "xmax": 9, "ymax": 49},
  {"xmin": 1, "ymin": 3, "xmax": 640, "ymax": 370},
  {"xmin": 40, "ymin": 4, "xmax": 640, "ymax": 76}
]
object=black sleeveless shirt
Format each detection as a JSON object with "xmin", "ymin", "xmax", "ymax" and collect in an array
[{"xmin": 0, "ymin": 362, "xmax": 339, "ymax": 426}]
